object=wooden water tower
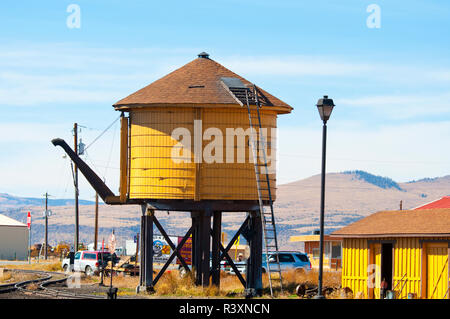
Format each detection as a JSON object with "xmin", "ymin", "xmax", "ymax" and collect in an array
[{"xmin": 52, "ymin": 52, "xmax": 292, "ymax": 296}]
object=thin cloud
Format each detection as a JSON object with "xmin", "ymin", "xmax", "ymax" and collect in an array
[
  {"xmin": 339, "ymin": 93, "xmax": 450, "ymax": 119},
  {"xmin": 221, "ymin": 55, "xmax": 450, "ymax": 81},
  {"xmin": 277, "ymin": 120, "xmax": 450, "ymax": 184},
  {"xmin": 222, "ymin": 55, "xmax": 375, "ymax": 76},
  {"xmin": 0, "ymin": 88, "xmax": 119, "ymax": 106}
]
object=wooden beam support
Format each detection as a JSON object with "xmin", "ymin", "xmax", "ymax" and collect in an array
[
  {"xmin": 153, "ymin": 216, "xmax": 191, "ymax": 273},
  {"xmin": 218, "ymin": 241, "xmax": 246, "ymax": 287},
  {"xmin": 219, "ymin": 215, "xmax": 250, "ymax": 261},
  {"xmin": 208, "ymin": 215, "xmax": 251, "ymax": 288},
  {"xmin": 200, "ymin": 212, "xmax": 211, "ymax": 287},
  {"xmin": 138, "ymin": 205, "xmax": 154, "ymax": 293},
  {"xmin": 152, "ymin": 227, "xmax": 193, "ymax": 287},
  {"xmin": 143, "ymin": 200, "xmax": 261, "ymax": 212},
  {"xmin": 191, "ymin": 210, "xmax": 212, "ymax": 286},
  {"xmin": 246, "ymin": 211, "xmax": 263, "ymax": 297},
  {"xmin": 211, "ymin": 211, "xmax": 222, "ymax": 286}
]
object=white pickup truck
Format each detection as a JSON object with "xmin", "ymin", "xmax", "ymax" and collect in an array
[{"xmin": 62, "ymin": 250, "xmax": 116, "ymax": 276}]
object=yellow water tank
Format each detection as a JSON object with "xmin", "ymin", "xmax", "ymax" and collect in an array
[{"xmin": 114, "ymin": 53, "xmax": 292, "ymax": 202}]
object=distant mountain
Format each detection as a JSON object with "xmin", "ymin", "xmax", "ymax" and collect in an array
[
  {"xmin": 406, "ymin": 176, "xmax": 449, "ymax": 185},
  {"xmin": 0, "ymin": 193, "xmax": 96, "ymax": 209},
  {"xmin": 342, "ymin": 170, "xmax": 404, "ymax": 191},
  {"xmin": 1, "ymin": 171, "xmax": 449, "ymax": 251}
]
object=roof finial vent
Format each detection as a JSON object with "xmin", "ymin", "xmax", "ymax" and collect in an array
[{"xmin": 198, "ymin": 52, "xmax": 210, "ymax": 59}]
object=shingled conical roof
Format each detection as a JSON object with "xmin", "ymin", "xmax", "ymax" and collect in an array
[{"xmin": 113, "ymin": 53, "xmax": 292, "ymax": 114}]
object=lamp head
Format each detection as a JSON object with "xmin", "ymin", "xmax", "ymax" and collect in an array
[{"xmin": 316, "ymin": 95, "xmax": 335, "ymax": 123}]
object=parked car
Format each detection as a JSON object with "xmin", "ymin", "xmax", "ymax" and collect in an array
[
  {"xmin": 61, "ymin": 250, "xmax": 119, "ymax": 276},
  {"xmin": 262, "ymin": 251, "xmax": 311, "ymax": 273},
  {"xmin": 221, "ymin": 259, "xmax": 246, "ymax": 275},
  {"xmin": 225, "ymin": 251, "xmax": 311, "ymax": 275}
]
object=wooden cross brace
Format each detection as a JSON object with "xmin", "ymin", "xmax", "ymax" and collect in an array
[
  {"xmin": 151, "ymin": 216, "xmax": 193, "ymax": 287},
  {"xmin": 148, "ymin": 214, "xmax": 251, "ymax": 289}
]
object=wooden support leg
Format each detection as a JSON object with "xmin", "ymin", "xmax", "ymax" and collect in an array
[
  {"xmin": 191, "ymin": 210, "xmax": 212, "ymax": 287},
  {"xmin": 138, "ymin": 205, "xmax": 146, "ymax": 291},
  {"xmin": 137, "ymin": 205, "xmax": 154, "ymax": 293},
  {"xmin": 200, "ymin": 211, "xmax": 211, "ymax": 287},
  {"xmin": 211, "ymin": 211, "xmax": 222, "ymax": 287},
  {"xmin": 246, "ymin": 211, "xmax": 263, "ymax": 297},
  {"xmin": 191, "ymin": 211, "xmax": 201, "ymax": 285}
]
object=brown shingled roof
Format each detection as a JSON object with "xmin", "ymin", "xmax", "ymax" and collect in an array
[
  {"xmin": 113, "ymin": 54, "xmax": 292, "ymax": 113},
  {"xmin": 331, "ymin": 208, "xmax": 450, "ymax": 238}
]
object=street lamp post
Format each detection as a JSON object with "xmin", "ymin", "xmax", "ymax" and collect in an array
[{"xmin": 315, "ymin": 95, "xmax": 335, "ymax": 299}]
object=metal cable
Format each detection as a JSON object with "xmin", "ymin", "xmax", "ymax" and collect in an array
[{"xmin": 83, "ymin": 115, "xmax": 120, "ymax": 153}]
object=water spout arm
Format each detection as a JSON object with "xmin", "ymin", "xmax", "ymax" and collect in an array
[{"xmin": 51, "ymin": 138, "xmax": 119, "ymax": 203}]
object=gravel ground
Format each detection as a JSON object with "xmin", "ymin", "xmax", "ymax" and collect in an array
[
  {"xmin": 0, "ymin": 281, "xmax": 149, "ymax": 299},
  {"xmin": 0, "ymin": 290, "xmax": 54, "ymax": 299}
]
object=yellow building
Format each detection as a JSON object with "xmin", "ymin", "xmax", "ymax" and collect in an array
[{"xmin": 331, "ymin": 208, "xmax": 450, "ymax": 299}]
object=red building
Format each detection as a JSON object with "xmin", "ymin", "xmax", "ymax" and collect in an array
[{"xmin": 414, "ymin": 196, "xmax": 450, "ymax": 210}]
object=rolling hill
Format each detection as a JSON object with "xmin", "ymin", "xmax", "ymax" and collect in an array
[
  {"xmin": 0, "ymin": 193, "xmax": 95, "ymax": 208},
  {"xmin": 1, "ymin": 171, "xmax": 449, "ymax": 251}
]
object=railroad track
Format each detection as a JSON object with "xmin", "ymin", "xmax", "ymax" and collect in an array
[{"xmin": 0, "ymin": 269, "xmax": 106, "ymax": 299}]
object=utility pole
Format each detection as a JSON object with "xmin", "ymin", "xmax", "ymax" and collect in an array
[
  {"xmin": 27, "ymin": 211, "xmax": 31, "ymax": 264},
  {"xmin": 94, "ymin": 192, "xmax": 99, "ymax": 250},
  {"xmin": 74, "ymin": 123, "xmax": 79, "ymax": 252},
  {"xmin": 44, "ymin": 192, "xmax": 50, "ymax": 260}
]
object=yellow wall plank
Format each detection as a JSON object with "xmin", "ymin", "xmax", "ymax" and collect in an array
[{"xmin": 128, "ymin": 107, "xmax": 278, "ymax": 200}]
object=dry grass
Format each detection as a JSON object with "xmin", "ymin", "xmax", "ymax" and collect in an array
[
  {"xmin": 0, "ymin": 270, "xmax": 40, "ymax": 284},
  {"xmin": 91, "ymin": 270, "xmax": 246, "ymax": 297},
  {"xmin": 152, "ymin": 271, "xmax": 221, "ymax": 297},
  {"xmin": 113, "ymin": 269, "xmax": 344, "ymax": 298},
  {"xmin": 0, "ymin": 271, "xmax": 12, "ymax": 282},
  {"xmin": 259, "ymin": 269, "xmax": 342, "ymax": 298},
  {"xmin": 0, "ymin": 262, "xmax": 63, "ymax": 272},
  {"xmin": 79, "ymin": 268, "xmax": 347, "ymax": 299},
  {"xmin": 0, "ymin": 262, "xmax": 347, "ymax": 298},
  {"xmin": 282, "ymin": 269, "xmax": 341, "ymax": 288}
]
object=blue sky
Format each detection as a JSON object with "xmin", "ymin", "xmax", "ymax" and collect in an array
[{"xmin": 0, "ymin": 1, "xmax": 449, "ymax": 200}]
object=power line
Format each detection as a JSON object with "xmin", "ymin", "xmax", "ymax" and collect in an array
[
  {"xmin": 83, "ymin": 116, "xmax": 121, "ymax": 153},
  {"xmin": 103, "ymin": 119, "xmax": 119, "ymax": 181}
]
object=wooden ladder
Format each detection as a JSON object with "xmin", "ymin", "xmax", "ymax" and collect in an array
[{"xmin": 244, "ymin": 86, "xmax": 283, "ymax": 297}]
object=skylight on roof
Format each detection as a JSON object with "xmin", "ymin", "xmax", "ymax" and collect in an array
[{"xmin": 221, "ymin": 77, "xmax": 247, "ymax": 89}]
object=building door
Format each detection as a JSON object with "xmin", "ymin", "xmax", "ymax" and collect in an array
[
  {"xmin": 426, "ymin": 243, "xmax": 449, "ymax": 299},
  {"xmin": 381, "ymin": 243, "xmax": 393, "ymax": 291},
  {"xmin": 369, "ymin": 243, "xmax": 382, "ymax": 299}
]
